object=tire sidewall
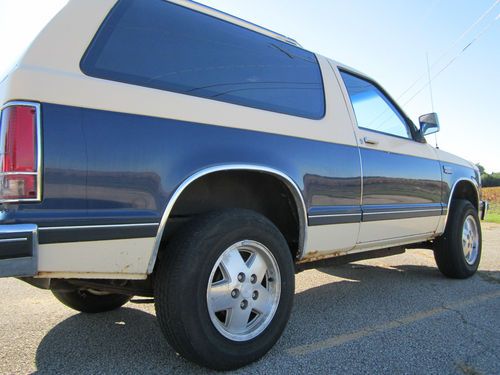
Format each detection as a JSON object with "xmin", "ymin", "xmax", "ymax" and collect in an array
[
  {"xmin": 449, "ymin": 201, "xmax": 482, "ymax": 274},
  {"xmin": 172, "ymin": 212, "xmax": 294, "ymax": 368}
]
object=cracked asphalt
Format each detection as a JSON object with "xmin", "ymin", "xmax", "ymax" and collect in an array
[{"xmin": 1, "ymin": 223, "xmax": 499, "ymax": 375}]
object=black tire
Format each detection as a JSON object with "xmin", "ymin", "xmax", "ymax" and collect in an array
[
  {"xmin": 154, "ymin": 209, "xmax": 295, "ymax": 371},
  {"xmin": 434, "ymin": 199, "xmax": 482, "ymax": 279},
  {"xmin": 52, "ymin": 290, "xmax": 131, "ymax": 313}
]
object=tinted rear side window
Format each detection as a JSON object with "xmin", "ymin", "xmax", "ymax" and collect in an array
[{"xmin": 81, "ymin": 0, "xmax": 325, "ymax": 119}]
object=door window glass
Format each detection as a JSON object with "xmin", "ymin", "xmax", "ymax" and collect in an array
[{"xmin": 340, "ymin": 71, "xmax": 411, "ymax": 138}]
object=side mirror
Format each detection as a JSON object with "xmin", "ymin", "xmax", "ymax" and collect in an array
[{"xmin": 419, "ymin": 113, "xmax": 440, "ymax": 136}]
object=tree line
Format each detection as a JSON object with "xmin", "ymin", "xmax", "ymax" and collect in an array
[{"xmin": 476, "ymin": 164, "xmax": 500, "ymax": 187}]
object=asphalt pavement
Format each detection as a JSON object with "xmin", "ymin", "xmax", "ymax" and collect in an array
[{"xmin": 1, "ymin": 223, "xmax": 499, "ymax": 374}]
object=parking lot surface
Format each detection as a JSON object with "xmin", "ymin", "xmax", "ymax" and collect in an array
[{"xmin": 1, "ymin": 223, "xmax": 499, "ymax": 374}]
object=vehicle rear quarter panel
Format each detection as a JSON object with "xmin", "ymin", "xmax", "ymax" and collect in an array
[{"xmin": 15, "ymin": 104, "xmax": 362, "ymax": 229}]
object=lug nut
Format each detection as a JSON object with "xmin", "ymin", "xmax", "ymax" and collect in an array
[
  {"xmin": 231, "ymin": 289, "xmax": 240, "ymax": 298},
  {"xmin": 237, "ymin": 273, "xmax": 245, "ymax": 282},
  {"xmin": 250, "ymin": 274, "xmax": 257, "ymax": 284},
  {"xmin": 252, "ymin": 291, "xmax": 259, "ymax": 300},
  {"xmin": 240, "ymin": 300, "xmax": 248, "ymax": 310}
]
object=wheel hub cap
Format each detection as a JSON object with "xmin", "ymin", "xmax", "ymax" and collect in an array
[
  {"xmin": 462, "ymin": 215, "xmax": 479, "ymax": 265},
  {"xmin": 206, "ymin": 240, "xmax": 281, "ymax": 342}
]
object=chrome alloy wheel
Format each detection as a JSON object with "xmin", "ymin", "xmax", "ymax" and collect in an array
[
  {"xmin": 462, "ymin": 215, "xmax": 479, "ymax": 265},
  {"xmin": 206, "ymin": 240, "xmax": 281, "ymax": 342}
]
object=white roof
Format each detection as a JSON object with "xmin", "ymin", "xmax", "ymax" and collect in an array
[{"xmin": 167, "ymin": 0, "xmax": 302, "ymax": 47}]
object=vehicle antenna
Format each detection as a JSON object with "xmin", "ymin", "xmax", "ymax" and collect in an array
[{"xmin": 427, "ymin": 52, "xmax": 439, "ymax": 149}]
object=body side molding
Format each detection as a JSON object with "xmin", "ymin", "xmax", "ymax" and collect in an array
[{"xmin": 147, "ymin": 164, "xmax": 308, "ymax": 273}]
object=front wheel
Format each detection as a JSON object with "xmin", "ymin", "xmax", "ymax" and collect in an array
[
  {"xmin": 434, "ymin": 199, "xmax": 482, "ymax": 279},
  {"xmin": 154, "ymin": 209, "xmax": 295, "ymax": 371}
]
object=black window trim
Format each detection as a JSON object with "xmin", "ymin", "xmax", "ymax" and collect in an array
[
  {"xmin": 79, "ymin": 0, "xmax": 327, "ymax": 121},
  {"xmin": 338, "ymin": 68, "xmax": 423, "ymax": 142}
]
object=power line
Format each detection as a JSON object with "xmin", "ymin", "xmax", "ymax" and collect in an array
[
  {"xmin": 401, "ymin": 12, "xmax": 499, "ymax": 107},
  {"xmin": 397, "ymin": 0, "xmax": 500, "ymax": 101}
]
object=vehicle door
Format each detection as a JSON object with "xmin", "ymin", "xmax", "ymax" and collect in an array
[{"xmin": 337, "ymin": 69, "xmax": 443, "ymax": 244}]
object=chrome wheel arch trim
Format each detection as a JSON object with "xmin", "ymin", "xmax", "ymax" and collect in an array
[
  {"xmin": 443, "ymin": 177, "xmax": 480, "ymax": 229},
  {"xmin": 147, "ymin": 164, "xmax": 307, "ymax": 273}
]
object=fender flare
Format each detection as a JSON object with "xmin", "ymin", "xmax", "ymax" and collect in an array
[
  {"xmin": 147, "ymin": 164, "xmax": 308, "ymax": 273},
  {"xmin": 443, "ymin": 177, "xmax": 480, "ymax": 228}
]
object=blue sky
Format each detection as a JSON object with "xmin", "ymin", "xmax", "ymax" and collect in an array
[{"xmin": 1, "ymin": 0, "xmax": 498, "ymax": 171}]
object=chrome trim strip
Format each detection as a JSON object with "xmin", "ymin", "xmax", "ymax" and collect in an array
[
  {"xmin": 0, "ymin": 237, "xmax": 28, "ymax": 243},
  {"xmin": 0, "ymin": 172, "xmax": 38, "ymax": 176},
  {"xmin": 363, "ymin": 209, "xmax": 442, "ymax": 215},
  {"xmin": 39, "ymin": 223, "xmax": 158, "ymax": 231},
  {"xmin": 0, "ymin": 223, "xmax": 38, "ymax": 235},
  {"xmin": 443, "ymin": 177, "xmax": 480, "ymax": 229},
  {"xmin": 308, "ymin": 207, "xmax": 442, "ymax": 226},
  {"xmin": 309, "ymin": 213, "xmax": 361, "ymax": 218},
  {"xmin": 0, "ymin": 224, "xmax": 38, "ymax": 277},
  {"xmin": 147, "ymin": 164, "xmax": 308, "ymax": 273},
  {"xmin": 0, "ymin": 101, "xmax": 43, "ymax": 204}
]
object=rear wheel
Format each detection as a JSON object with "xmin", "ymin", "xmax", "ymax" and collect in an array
[
  {"xmin": 154, "ymin": 209, "xmax": 295, "ymax": 371},
  {"xmin": 52, "ymin": 289, "xmax": 131, "ymax": 313},
  {"xmin": 434, "ymin": 199, "xmax": 482, "ymax": 279}
]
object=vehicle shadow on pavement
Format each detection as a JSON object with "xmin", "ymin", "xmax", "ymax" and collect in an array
[
  {"xmin": 32, "ymin": 306, "xmax": 214, "ymax": 375},
  {"xmin": 32, "ymin": 263, "xmax": 497, "ymax": 374}
]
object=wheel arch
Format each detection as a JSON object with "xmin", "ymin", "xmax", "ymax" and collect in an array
[
  {"xmin": 445, "ymin": 177, "xmax": 480, "ymax": 227},
  {"xmin": 147, "ymin": 164, "xmax": 307, "ymax": 273}
]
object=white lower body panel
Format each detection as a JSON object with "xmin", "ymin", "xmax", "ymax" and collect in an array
[
  {"xmin": 302, "ymin": 216, "xmax": 443, "ymax": 262},
  {"xmin": 357, "ymin": 216, "xmax": 440, "ymax": 243},
  {"xmin": 303, "ymin": 223, "xmax": 359, "ymax": 260},
  {"xmin": 37, "ymin": 237, "xmax": 155, "ymax": 279}
]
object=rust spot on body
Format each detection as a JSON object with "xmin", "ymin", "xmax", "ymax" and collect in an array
[{"xmin": 297, "ymin": 250, "xmax": 348, "ymax": 264}]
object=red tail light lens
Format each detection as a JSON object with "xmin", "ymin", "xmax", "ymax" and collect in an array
[
  {"xmin": 3, "ymin": 106, "xmax": 36, "ymax": 172},
  {"xmin": 0, "ymin": 103, "xmax": 40, "ymax": 202}
]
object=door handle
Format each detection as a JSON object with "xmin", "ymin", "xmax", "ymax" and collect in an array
[{"xmin": 363, "ymin": 136, "xmax": 379, "ymax": 145}]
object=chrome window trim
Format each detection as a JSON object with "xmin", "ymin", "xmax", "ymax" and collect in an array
[
  {"xmin": 338, "ymin": 69, "xmax": 415, "ymax": 141},
  {"xmin": 337, "ymin": 68, "xmax": 421, "ymax": 142},
  {"xmin": 0, "ymin": 101, "xmax": 43, "ymax": 204},
  {"xmin": 147, "ymin": 164, "xmax": 308, "ymax": 273}
]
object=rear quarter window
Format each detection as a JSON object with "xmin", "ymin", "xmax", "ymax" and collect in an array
[{"xmin": 81, "ymin": 0, "xmax": 325, "ymax": 119}]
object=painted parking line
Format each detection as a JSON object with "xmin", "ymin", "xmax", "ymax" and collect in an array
[{"xmin": 287, "ymin": 290, "xmax": 500, "ymax": 356}]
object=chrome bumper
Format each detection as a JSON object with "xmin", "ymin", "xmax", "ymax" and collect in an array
[
  {"xmin": 480, "ymin": 200, "xmax": 488, "ymax": 221},
  {"xmin": 0, "ymin": 224, "xmax": 38, "ymax": 278}
]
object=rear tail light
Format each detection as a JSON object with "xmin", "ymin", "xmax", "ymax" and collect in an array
[{"xmin": 0, "ymin": 102, "xmax": 41, "ymax": 202}]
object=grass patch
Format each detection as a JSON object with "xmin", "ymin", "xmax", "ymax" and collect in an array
[
  {"xmin": 485, "ymin": 207, "xmax": 500, "ymax": 223},
  {"xmin": 482, "ymin": 187, "xmax": 500, "ymax": 223}
]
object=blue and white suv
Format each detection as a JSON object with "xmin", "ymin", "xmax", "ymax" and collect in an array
[{"xmin": 0, "ymin": 0, "xmax": 487, "ymax": 370}]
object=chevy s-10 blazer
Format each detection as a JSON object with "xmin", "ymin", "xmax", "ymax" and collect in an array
[{"xmin": 0, "ymin": 0, "xmax": 487, "ymax": 370}]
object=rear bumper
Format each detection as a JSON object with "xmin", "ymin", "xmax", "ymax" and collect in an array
[
  {"xmin": 480, "ymin": 200, "xmax": 488, "ymax": 221},
  {"xmin": 0, "ymin": 224, "xmax": 38, "ymax": 278}
]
